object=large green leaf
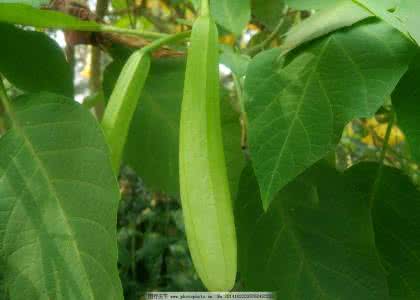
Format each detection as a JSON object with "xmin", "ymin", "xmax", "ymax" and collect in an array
[
  {"xmin": 281, "ymin": 0, "xmax": 371, "ymax": 54},
  {"xmin": 251, "ymin": 0, "xmax": 285, "ymax": 30},
  {"xmin": 0, "ymin": 3, "xmax": 164, "ymax": 40},
  {"xmin": 287, "ymin": 0, "xmax": 397, "ymax": 11},
  {"xmin": 393, "ymin": 53, "xmax": 420, "ymax": 162},
  {"xmin": 244, "ymin": 20, "xmax": 414, "ymax": 209},
  {"xmin": 235, "ymin": 162, "xmax": 389, "ymax": 299},
  {"xmin": 369, "ymin": 166, "xmax": 420, "ymax": 299},
  {"xmin": 210, "ymin": 0, "xmax": 251, "ymax": 35},
  {"xmin": 0, "ymin": 3, "xmax": 100, "ymax": 30},
  {"xmin": 236, "ymin": 161, "xmax": 420, "ymax": 298},
  {"xmin": 0, "ymin": 93, "xmax": 123, "ymax": 299},
  {"xmin": 286, "ymin": 0, "xmax": 337, "ymax": 10},
  {"xmin": 282, "ymin": 0, "xmax": 401, "ymax": 54},
  {"xmin": 0, "ymin": 23, "xmax": 73, "ymax": 97},
  {"xmin": 103, "ymin": 57, "xmax": 245, "ymax": 198},
  {"xmin": 234, "ymin": 164, "xmax": 264, "ymax": 277},
  {"xmin": 344, "ymin": 163, "xmax": 420, "ymax": 299},
  {"xmin": 0, "ymin": 0, "xmax": 48, "ymax": 8},
  {"xmin": 353, "ymin": 0, "xmax": 420, "ymax": 45}
]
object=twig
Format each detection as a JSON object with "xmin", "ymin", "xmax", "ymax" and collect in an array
[{"xmin": 99, "ymin": 24, "xmax": 167, "ymax": 39}]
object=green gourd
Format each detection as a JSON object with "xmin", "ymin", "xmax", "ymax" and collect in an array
[
  {"xmin": 179, "ymin": 0, "xmax": 237, "ymax": 291},
  {"xmin": 102, "ymin": 49, "xmax": 151, "ymax": 172},
  {"xmin": 102, "ymin": 30, "xmax": 189, "ymax": 173}
]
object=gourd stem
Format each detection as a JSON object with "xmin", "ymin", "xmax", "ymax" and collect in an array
[
  {"xmin": 201, "ymin": 0, "xmax": 209, "ymax": 16},
  {"xmin": 100, "ymin": 25, "xmax": 168, "ymax": 39},
  {"xmin": 142, "ymin": 30, "xmax": 191, "ymax": 54}
]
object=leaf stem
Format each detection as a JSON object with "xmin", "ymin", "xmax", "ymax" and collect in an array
[
  {"xmin": 141, "ymin": 30, "xmax": 191, "ymax": 53},
  {"xmin": 370, "ymin": 111, "xmax": 395, "ymax": 208},
  {"xmin": 99, "ymin": 25, "xmax": 168, "ymax": 39}
]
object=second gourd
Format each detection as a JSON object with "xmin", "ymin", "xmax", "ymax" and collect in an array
[{"xmin": 179, "ymin": 1, "xmax": 237, "ymax": 291}]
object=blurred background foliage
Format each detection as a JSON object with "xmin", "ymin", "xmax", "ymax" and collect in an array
[{"xmin": 1, "ymin": 0, "xmax": 419, "ymax": 298}]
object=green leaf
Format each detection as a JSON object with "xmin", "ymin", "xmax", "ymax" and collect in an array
[
  {"xmin": 0, "ymin": 93, "xmax": 123, "ymax": 299},
  {"xmin": 251, "ymin": 0, "xmax": 285, "ymax": 30},
  {"xmin": 287, "ymin": 0, "xmax": 397, "ymax": 11},
  {"xmin": 281, "ymin": 0, "xmax": 371, "ymax": 54},
  {"xmin": 235, "ymin": 162, "xmax": 389, "ymax": 299},
  {"xmin": 236, "ymin": 160, "xmax": 420, "ymax": 298},
  {"xmin": 244, "ymin": 20, "xmax": 414, "ymax": 209},
  {"xmin": 353, "ymin": 0, "xmax": 420, "ymax": 45},
  {"xmin": 210, "ymin": 0, "xmax": 251, "ymax": 35},
  {"xmin": 103, "ymin": 57, "xmax": 245, "ymax": 198},
  {"xmin": 0, "ymin": 3, "xmax": 100, "ymax": 30},
  {"xmin": 392, "ymin": 1, "xmax": 420, "ymax": 43},
  {"xmin": 234, "ymin": 164, "xmax": 264, "ymax": 276},
  {"xmin": 372, "ymin": 169, "xmax": 420, "ymax": 298},
  {"xmin": 286, "ymin": 0, "xmax": 337, "ymax": 10},
  {"xmin": 0, "ymin": 23, "xmax": 73, "ymax": 97},
  {"xmin": 0, "ymin": 0, "xmax": 48, "ymax": 8},
  {"xmin": 0, "ymin": 3, "xmax": 164, "ymax": 40},
  {"xmin": 393, "ymin": 53, "xmax": 420, "ymax": 162},
  {"xmin": 220, "ymin": 45, "xmax": 251, "ymax": 78},
  {"xmin": 346, "ymin": 163, "xmax": 420, "ymax": 299}
]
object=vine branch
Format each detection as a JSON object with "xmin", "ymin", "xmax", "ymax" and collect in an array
[{"xmin": 142, "ymin": 30, "xmax": 191, "ymax": 53}]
